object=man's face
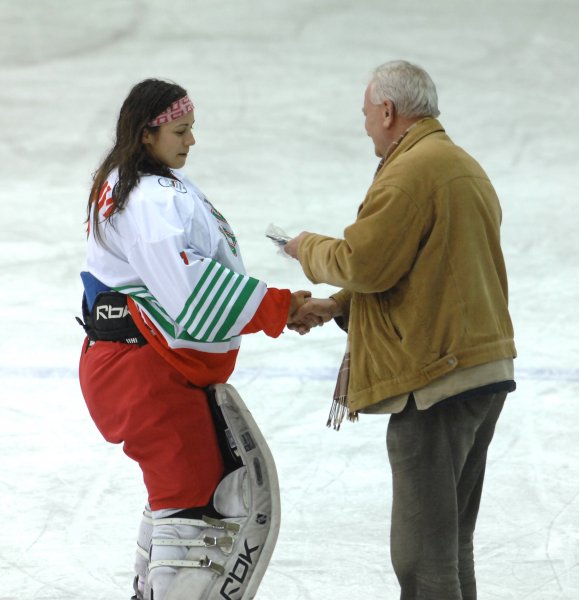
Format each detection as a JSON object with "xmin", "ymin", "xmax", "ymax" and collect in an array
[{"xmin": 363, "ymin": 84, "xmax": 388, "ymax": 157}]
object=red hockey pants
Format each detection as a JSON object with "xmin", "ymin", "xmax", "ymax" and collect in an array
[{"xmin": 79, "ymin": 338, "xmax": 224, "ymax": 510}]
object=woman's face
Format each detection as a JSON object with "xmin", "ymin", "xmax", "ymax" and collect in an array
[{"xmin": 142, "ymin": 110, "xmax": 196, "ymax": 169}]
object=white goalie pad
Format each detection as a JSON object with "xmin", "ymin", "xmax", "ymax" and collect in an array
[{"xmin": 154, "ymin": 383, "xmax": 281, "ymax": 600}]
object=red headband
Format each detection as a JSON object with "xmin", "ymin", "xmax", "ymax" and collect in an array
[{"xmin": 148, "ymin": 95, "xmax": 194, "ymax": 127}]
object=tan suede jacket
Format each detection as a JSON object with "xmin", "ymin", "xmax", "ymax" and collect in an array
[{"xmin": 298, "ymin": 118, "xmax": 516, "ymax": 413}]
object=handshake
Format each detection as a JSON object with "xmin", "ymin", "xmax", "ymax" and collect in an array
[{"xmin": 287, "ymin": 290, "xmax": 340, "ymax": 335}]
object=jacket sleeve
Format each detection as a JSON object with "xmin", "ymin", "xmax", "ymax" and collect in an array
[
  {"xmin": 330, "ymin": 289, "xmax": 352, "ymax": 332},
  {"xmin": 298, "ymin": 184, "xmax": 427, "ymax": 294}
]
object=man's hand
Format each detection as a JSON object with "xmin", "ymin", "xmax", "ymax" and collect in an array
[
  {"xmin": 284, "ymin": 231, "xmax": 310, "ymax": 259},
  {"xmin": 287, "ymin": 297, "xmax": 341, "ymax": 335}
]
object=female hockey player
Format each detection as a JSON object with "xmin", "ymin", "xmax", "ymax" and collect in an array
[{"xmin": 78, "ymin": 79, "xmax": 307, "ymax": 600}]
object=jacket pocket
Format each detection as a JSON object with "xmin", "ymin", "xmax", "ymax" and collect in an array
[{"xmin": 377, "ymin": 293, "xmax": 403, "ymax": 342}]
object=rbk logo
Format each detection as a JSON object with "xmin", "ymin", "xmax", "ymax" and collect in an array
[
  {"xmin": 219, "ymin": 539, "xmax": 260, "ymax": 599},
  {"xmin": 96, "ymin": 305, "xmax": 129, "ymax": 320}
]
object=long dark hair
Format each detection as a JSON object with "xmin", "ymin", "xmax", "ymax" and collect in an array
[{"xmin": 87, "ymin": 78, "xmax": 188, "ymax": 242}]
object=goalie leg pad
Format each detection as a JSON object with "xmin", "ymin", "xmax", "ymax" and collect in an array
[
  {"xmin": 151, "ymin": 383, "xmax": 280, "ymax": 600},
  {"xmin": 133, "ymin": 505, "xmax": 153, "ymax": 600}
]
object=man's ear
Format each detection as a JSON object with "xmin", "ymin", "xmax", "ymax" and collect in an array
[{"xmin": 383, "ymin": 100, "xmax": 395, "ymax": 128}]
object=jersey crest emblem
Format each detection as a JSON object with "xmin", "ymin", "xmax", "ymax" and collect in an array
[{"xmin": 204, "ymin": 199, "xmax": 238, "ymax": 256}]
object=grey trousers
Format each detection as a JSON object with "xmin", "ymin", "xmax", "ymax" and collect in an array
[{"xmin": 386, "ymin": 391, "xmax": 507, "ymax": 600}]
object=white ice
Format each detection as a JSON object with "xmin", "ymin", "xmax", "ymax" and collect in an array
[{"xmin": 1, "ymin": 0, "xmax": 578, "ymax": 598}]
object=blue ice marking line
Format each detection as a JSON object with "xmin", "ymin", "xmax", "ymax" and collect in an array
[
  {"xmin": 1, "ymin": 366, "xmax": 579, "ymax": 383},
  {"xmin": 0, "ymin": 365, "xmax": 79, "ymax": 379}
]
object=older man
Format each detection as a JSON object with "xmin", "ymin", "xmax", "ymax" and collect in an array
[{"xmin": 285, "ymin": 60, "xmax": 516, "ymax": 600}]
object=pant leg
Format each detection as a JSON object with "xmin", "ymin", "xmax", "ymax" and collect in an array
[
  {"xmin": 455, "ymin": 392, "xmax": 506, "ymax": 600},
  {"xmin": 386, "ymin": 392, "xmax": 505, "ymax": 600},
  {"xmin": 79, "ymin": 339, "xmax": 224, "ymax": 510},
  {"xmin": 387, "ymin": 397, "xmax": 462, "ymax": 600}
]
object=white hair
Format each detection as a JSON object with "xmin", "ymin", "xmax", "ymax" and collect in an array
[{"xmin": 369, "ymin": 60, "xmax": 440, "ymax": 119}]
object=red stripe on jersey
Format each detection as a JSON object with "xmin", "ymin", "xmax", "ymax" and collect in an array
[{"xmin": 97, "ymin": 183, "xmax": 114, "ymax": 219}]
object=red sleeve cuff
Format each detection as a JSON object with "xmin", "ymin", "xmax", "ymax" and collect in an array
[{"xmin": 240, "ymin": 288, "xmax": 291, "ymax": 338}]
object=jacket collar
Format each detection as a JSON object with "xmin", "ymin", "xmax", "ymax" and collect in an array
[{"xmin": 379, "ymin": 117, "xmax": 446, "ymax": 171}]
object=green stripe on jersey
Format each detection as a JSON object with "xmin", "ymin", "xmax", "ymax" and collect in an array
[
  {"xmin": 180, "ymin": 264, "xmax": 228, "ymax": 332},
  {"xmin": 190, "ymin": 270, "xmax": 237, "ymax": 339},
  {"xmin": 116, "ymin": 267, "xmax": 262, "ymax": 343},
  {"xmin": 213, "ymin": 276, "xmax": 260, "ymax": 340},
  {"xmin": 115, "ymin": 285, "xmax": 177, "ymax": 338},
  {"xmin": 198, "ymin": 274, "xmax": 245, "ymax": 341},
  {"xmin": 176, "ymin": 259, "xmax": 219, "ymax": 324}
]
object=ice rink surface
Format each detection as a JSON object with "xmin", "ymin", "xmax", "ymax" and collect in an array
[{"xmin": 1, "ymin": 0, "xmax": 578, "ymax": 598}]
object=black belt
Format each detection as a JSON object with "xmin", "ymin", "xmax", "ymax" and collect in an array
[{"xmin": 76, "ymin": 292, "xmax": 147, "ymax": 345}]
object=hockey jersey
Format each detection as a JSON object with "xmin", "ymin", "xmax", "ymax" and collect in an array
[{"xmin": 83, "ymin": 169, "xmax": 290, "ymax": 386}]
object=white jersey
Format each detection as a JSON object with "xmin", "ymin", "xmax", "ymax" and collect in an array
[{"xmin": 85, "ymin": 169, "xmax": 268, "ymax": 355}]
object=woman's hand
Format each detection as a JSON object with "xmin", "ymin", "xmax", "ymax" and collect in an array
[
  {"xmin": 289, "ymin": 290, "xmax": 312, "ymax": 318},
  {"xmin": 287, "ymin": 297, "xmax": 341, "ymax": 335}
]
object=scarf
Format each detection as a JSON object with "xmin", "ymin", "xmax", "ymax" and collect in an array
[
  {"xmin": 327, "ymin": 341, "xmax": 358, "ymax": 430},
  {"xmin": 326, "ymin": 157, "xmax": 388, "ymax": 430}
]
